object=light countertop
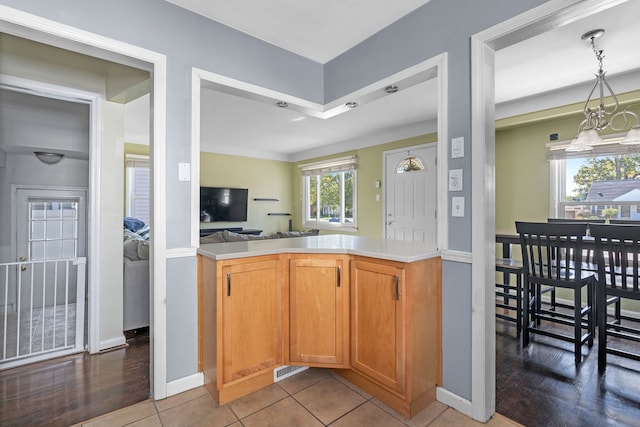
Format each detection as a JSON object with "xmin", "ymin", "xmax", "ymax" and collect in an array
[{"xmin": 197, "ymin": 234, "xmax": 440, "ymax": 263}]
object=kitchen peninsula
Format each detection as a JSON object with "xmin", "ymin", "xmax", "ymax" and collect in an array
[{"xmin": 198, "ymin": 234, "xmax": 442, "ymax": 419}]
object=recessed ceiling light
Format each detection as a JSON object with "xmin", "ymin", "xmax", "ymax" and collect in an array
[
  {"xmin": 384, "ymin": 85, "xmax": 399, "ymax": 94},
  {"xmin": 345, "ymin": 102, "xmax": 358, "ymax": 109},
  {"xmin": 276, "ymin": 101, "xmax": 289, "ymax": 108}
]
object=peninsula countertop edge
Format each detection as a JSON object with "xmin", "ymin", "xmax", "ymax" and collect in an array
[{"xmin": 197, "ymin": 234, "xmax": 440, "ymax": 263}]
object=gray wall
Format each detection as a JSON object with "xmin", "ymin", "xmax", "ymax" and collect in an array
[{"xmin": 0, "ymin": 0, "xmax": 550, "ymax": 398}]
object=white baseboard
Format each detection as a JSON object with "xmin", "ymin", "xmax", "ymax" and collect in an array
[
  {"xmin": 99, "ymin": 335, "xmax": 127, "ymax": 352},
  {"xmin": 436, "ymin": 387, "xmax": 472, "ymax": 417},
  {"xmin": 165, "ymin": 372, "xmax": 204, "ymax": 398}
]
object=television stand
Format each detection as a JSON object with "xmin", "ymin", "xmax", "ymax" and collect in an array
[{"xmin": 200, "ymin": 227, "xmax": 262, "ymax": 237}]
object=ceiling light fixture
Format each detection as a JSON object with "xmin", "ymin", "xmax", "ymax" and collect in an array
[
  {"xmin": 276, "ymin": 101, "xmax": 289, "ymax": 108},
  {"xmin": 345, "ymin": 102, "xmax": 358, "ymax": 109},
  {"xmin": 566, "ymin": 29, "xmax": 640, "ymax": 152},
  {"xmin": 384, "ymin": 85, "xmax": 399, "ymax": 94},
  {"xmin": 34, "ymin": 151, "xmax": 64, "ymax": 165}
]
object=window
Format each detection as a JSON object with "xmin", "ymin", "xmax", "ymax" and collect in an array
[
  {"xmin": 29, "ymin": 200, "xmax": 78, "ymax": 260},
  {"xmin": 549, "ymin": 138, "xmax": 640, "ymax": 220},
  {"xmin": 300, "ymin": 156, "xmax": 357, "ymax": 229},
  {"xmin": 125, "ymin": 154, "xmax": 150, "ymax": 224}
]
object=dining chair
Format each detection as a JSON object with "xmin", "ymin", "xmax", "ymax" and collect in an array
[
  {"xmin": 495, "ymin": 257, "xmax": 523, "ymax": 335},
  {"xmin": 516, "ymin": 221, "xmax": 596, "ymax": 364},
  {"xmin": 590, "ymin": 224, "xmax": 640, "ymax": 371}
]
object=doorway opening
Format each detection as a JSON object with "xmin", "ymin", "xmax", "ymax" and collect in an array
[{"xmin": 0, "ymin": 5, "xmax": 167, "ymax": 403}]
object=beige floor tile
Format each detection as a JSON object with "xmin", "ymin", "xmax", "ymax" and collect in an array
[
  {"xmin": 277, "ymin": 367, "xmax": 330, "ymax": 394},
  {"xmin": 241, "ymin": 396, "xmax": 323, "ymax": 427},
  {"xmin": 127, "ymin": 414, "xmax": 164, "ymax": 427},
  {"xmin": 327, "ymin": 370, "xmax": 373, "ymax": 399},
  {"xmin": 487, "ymin": 413, "xmax": 524, "ymax": 426},
  {"xmin": 153, "ymin": 385, "xmax": 209, "ymax": 412},
  {"xmin": 81, "ymin": 400, "xmax": 157, "ymax": 427},
  {"xmin": 227, "ymin": 383, "xmax": 289, "ymax": 418},
  {"xmin": 293, "ymin": 377, "xmax": 367, "ymax": 425},
  {"xmin": 371, "ymin": 397, "xmax": 448, "ymax": 426},
  {"xmin": 330, "ymin": 401, "xmax": 407, "ymax": 427},
  {"xmin": 159, "ymin": 394, "xmax": 238, "ymax": 427},
  {"xmin": 427, "ymin": 407, "xmax": 485, "ymax": 427}
]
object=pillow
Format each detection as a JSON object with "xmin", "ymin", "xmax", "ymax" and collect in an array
[
  {"xmin": 222, "ymin": 230, "xmax": 266, "ymax": 242},
  {"xmin": 277, "ymin": 229, "xmax": 320, "ymax": 238},
  {"xmin": 200, "ymin": 232, "xmax": 226, "ymax": 244},
  {"xmin": 124, "ymin": 238, "xmax": 141, "ymax": 261},
  {"xmin": 124, "ymin": 217, "xmax": 146, "ymax": 232},
  {"xmin": 123, "ymin": 228, "xmax": 137, "ymax": 241},
  {"xmin": 136, "ymin": 225, "xmax": 150, "ymax": 240},
  {"xmin": 136, "ymin": 240, "xmax": 150, "ymax": 260}
]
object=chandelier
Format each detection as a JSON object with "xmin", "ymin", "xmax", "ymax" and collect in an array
[{"xmin": 566, "ymin": 29, "xmax": 640, "ymax": 152}]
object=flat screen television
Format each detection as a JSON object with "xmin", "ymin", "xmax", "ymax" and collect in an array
[{"xmin": 200, "ymin": 187, "xmax": 248, "ymax": 222}]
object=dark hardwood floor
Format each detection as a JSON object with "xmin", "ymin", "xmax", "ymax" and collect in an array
[
  {"xmin": 2, "ymin": 318, "xmax": 638, "ymax": 427},
  {"xmin": 0, "ymin": 329, "xmax": 150, "ymax": 427},
  {"xmin": 496, "ymin": 317, "xmax": 640, "ymax": 427}
]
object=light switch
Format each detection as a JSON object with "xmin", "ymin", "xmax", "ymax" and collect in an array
[
  {"xmin": 452, "ymin": 197, "xmax": 465, "ymax": 217},
  {"xmin": 178, "ymin": 162, "xmax": 191, "ymax": 181},
  {"xmin": 451, "ymin": 137, "xmax": 464, "ymax": 158}
]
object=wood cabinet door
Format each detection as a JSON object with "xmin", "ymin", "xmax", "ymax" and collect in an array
[
  {"xmin": 220, "ymin": 258, "xmax": 282, "ymax": 386},
  {"xmin": 288, "ymin": 255, "xmax": 349, "ymax": 367},
  {"xmin": 350, "ymin": 258, "xmax": 406, "ymax": 393}
]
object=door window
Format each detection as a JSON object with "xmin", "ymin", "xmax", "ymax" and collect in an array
[{"xmin": 28, "ymin": 200, "xmax": 79, "ymax": 261}]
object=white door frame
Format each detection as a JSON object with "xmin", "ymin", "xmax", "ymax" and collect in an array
[
  {"xmin": 470, "ymin": 0, "xmax": 626, "ymax": 421},
  {"xmin": 0, "ymin": 6, "xmax": 168, "ymax": 399},
  {"xmin": 2, "ymin": 75, "xmax": 101, "ymax": 353}
]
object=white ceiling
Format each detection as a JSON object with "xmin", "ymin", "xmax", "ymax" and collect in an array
[
  {"xmin": 166, "ymin": 0, "xmax": 433, "ymax": 64},
  {"xmin": 143, "ymin": 1, "xmax": 640, "ymax": 161}
]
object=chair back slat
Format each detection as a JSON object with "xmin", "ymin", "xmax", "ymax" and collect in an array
[
  {"xmin": 591, "ymin": 224, "xmax": 640, "ymax": 295},
  {"xmin": 516, "ymin": 222, "xmax": 588, "ymax": 286}
]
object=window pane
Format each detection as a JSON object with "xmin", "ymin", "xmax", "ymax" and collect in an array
[
  {"xmin": 46, "ymin": 220, "xmax": 62, "ymax": 240},
  {"xmin": 304, "ymin": 168, "xmax": 356, "ymax": 227},
  {"xmin": 557, "ymin": 154, "xmax": 640, "ymax": 220},
  {"xmin": 62, "ymin": 220, "xmax": 77, "ymax": 239},
  {"xmin": 62, "ymin": 240, "xmax": 76, "ymax": 258},
  {"xmin": 344, "ymin": 171, "xmax": 354, "ymax": 223},
  {"xmin": 31, "ymin": 221, "xmax": 45, "ymax": 240},
  {"xmin": 62, "ymin": 202, "xmax": 78, "ymax": 219},
  {"xmin": 46, "ymin": 203, "xmax": 62, "ymax": 219},
  {"xmin": 45, "ymin": 240, "xmax": 62, "ymax": 259},
  {"xmin": 307, "ymin": 176, "xmax": 318, "ymax": 221},
  {"xmin": 31, "ymin": 242, "xmax": 45, "ymax": 261},
  {"xmin": 320, "ymin": 172, "xmax": 340, "ymax": 222},
  {"xmin": 31, "ymin": 202, "xmax": 46, "ymax": 220}
]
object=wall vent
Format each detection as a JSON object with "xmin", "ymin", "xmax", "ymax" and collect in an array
[{"xmin": 273, "ymin": 365, "xmax": 308, "ymax": 382}]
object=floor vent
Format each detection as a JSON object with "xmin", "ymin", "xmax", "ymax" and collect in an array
[{"xmin": 273, "ymin": 365, "xmax": 308, "ymax": 382}]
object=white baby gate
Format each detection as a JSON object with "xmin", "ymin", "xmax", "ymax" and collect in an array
[{"xmin": 0, "ymin": 257, "xmax": 86, "ymax": 370}]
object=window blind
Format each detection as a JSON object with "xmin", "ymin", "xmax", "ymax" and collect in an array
[
  {"xmin": 546, "ymin": 133, "xmax": 640, "ymax": 160},
  {"xmin": 298, "ymin": 155, "xmax": 357, "ymax": 176},
  {"xmin": 125, "ymin": 154, "xmax": 150, "ymax": 168}
]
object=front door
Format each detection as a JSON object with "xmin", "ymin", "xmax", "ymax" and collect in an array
[{"xmin": 384, "ymin": 144, "xmax": 437, "ymax": 243}]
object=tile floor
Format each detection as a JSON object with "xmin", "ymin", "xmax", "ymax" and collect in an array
[{"xmin": 73, "ymin": 368, "xmax": 520, "ymax": 427}]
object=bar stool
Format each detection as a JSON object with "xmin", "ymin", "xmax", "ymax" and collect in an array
[
  {"xmin": 591, "ymin": 223, "xmax": 640, "ymax": 371},
  {"xmin": 516, "ymin": 221, "xmax": 596, "ymax": 365},
  {"xmin": 495, "ymin": 257, "xmax": 523, "ymax": 335}
]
